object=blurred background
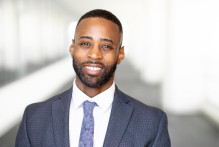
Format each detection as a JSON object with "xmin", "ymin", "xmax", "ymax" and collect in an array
[{"xmin": 1, "ymin": 0, "xmax": 219, "ymax": 146}]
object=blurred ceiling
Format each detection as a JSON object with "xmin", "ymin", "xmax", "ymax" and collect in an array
[{"xmin": 56, "ymin": 0, "xmax": 146, "ymax": 21}]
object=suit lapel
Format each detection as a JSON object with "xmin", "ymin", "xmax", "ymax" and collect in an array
[
  {"xmin": 52, "ymin": 87, "xmax": 72, "ymax": 147},
  {"xmin": 103, "ymin": 87, "xmax": 134, "ymax": 147}
]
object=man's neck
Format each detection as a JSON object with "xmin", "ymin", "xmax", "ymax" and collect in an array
[{"xmin": 75, "ymin": 76, "xmax": 114, "ymax": 98}]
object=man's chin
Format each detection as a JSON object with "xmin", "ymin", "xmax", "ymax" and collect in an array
[
  {"xmin": 81, "ymin": 77, "xmax": 102, "ymax": 88},
  {"xmin": 83, "ymin": 82, "xmax": 101, "ymax": 88}
]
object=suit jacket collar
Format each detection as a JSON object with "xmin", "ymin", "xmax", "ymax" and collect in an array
[
  {"xmin": 52, "ymin": 87, "xmax": 72, "ymax": 147},
  {"xmin": 103, "ymin": 86, "xmax": 134, "ymax": 147},
  {"xmin": 51, "ymin": 86, "xmax": 134, "ymax": 147}
]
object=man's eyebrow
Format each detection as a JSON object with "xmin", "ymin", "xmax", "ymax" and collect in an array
[
  {"xmin": 79, "ymin": 36, "xmax": 93, "ymax": 39},
  {"xmin": 79, "ymin": 36, "xmax": 113, "ymax": 44},
  {"xmin": 101, "ymin": 38, "xmax": 114, "ymax": 44}
]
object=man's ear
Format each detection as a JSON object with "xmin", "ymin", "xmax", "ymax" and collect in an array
[
  {"xmin": 69, "ymin": 39, "xmax": 75, "ymax": 58},
  {"xmin": 117, "ymin": 46, "xmax": 125, "ymax": 65}
]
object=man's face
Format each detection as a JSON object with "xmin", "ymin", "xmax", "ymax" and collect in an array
[{"xmin": 70, "ymin": 17, "xmax": 124, "ymax": 88}]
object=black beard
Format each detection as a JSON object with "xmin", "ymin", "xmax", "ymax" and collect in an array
[{"xmin": 73, "ymin": 56, "xmax": 117, "ymax": 88}]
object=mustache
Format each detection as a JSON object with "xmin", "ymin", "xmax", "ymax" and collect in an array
[{"xmin": 81, "ymin": 60, "xmax": 104, "ymax": 67}]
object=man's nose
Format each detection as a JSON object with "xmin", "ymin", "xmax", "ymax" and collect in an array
[{"xmin": 88, "ymin": 45, "xmax": 102, "ymax": 60}]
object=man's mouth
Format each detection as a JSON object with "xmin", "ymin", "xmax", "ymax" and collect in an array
[
  {"xmin": 85, "ymin": 66, "xmax": 102, "ymax": 71},
  {"xmin": 83, "ymin": 64, "xmax": 103, "ymax": 75}
]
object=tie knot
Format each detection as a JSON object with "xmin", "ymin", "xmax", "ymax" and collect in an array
[{"xmin": 82, "ymin": 100, "xmax": 97, "ymax": 115}]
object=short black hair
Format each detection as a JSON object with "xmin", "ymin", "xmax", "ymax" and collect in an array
[{"xmin": 76, "ymin": 9, "xmax": 123, "ymax": 34}]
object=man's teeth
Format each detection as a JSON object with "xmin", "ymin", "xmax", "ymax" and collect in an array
[{"xmin": 86, "ymin": 66, "xmax": 101, "ymax": 71}]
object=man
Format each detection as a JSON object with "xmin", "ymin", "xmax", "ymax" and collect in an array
[{"xmin": 16, "ymin": 9, "xmax": 171, "ymax": 147}]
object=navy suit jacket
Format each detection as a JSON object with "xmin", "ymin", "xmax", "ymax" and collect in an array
[{"xmin": 16, "ymin": 86, "xmax": 171, "ymax": 147}]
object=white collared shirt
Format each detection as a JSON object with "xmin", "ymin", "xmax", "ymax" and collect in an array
[{"xmin": 69, "ymin": 79, "xmax": 115, "ymax": 147}]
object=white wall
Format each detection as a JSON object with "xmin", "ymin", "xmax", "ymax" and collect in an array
[
  {"xmin": 0, "ymin": 57, "xmax": 74, "ymax": 137},
  {"xmin": 162, "ymin": 0, "xmax": 219, "ymax": 114},
  {"xmin": 0, "ymin": 0, "xmax": 72, "ymax": 72},
  {"xmin": 0, "ymin": 0, "xmax": 19, "ymax": 70}
]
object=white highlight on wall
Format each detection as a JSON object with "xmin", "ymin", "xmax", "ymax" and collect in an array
[
  {"xmin": 0, "ymin": 57, "xmax": 74, "ymax": 137},
  {"xmin": 162, "ymin": 0, "xmax": 219, "ymax": 114}
]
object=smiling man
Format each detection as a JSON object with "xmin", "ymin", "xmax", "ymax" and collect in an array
[
  {"xmin": 71, "ymin": 13, "xmax": 124, "ymax": 97},
  {"xmin": 16, "ymin": 9, "xmax": 171, "ymax": 147}
]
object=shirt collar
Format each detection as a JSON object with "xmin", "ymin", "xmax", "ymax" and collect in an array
[{"xmin": 72, "ymin": 79, "xmax": 115, "ymax": 112}]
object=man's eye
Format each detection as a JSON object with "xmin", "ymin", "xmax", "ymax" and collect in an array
[
  {"xmin": 102, "ymin": 45, "xmax": 112, "ymax": 49},
  {"xmin": 80, "ymin": 42, "xmax": 90, "ymax": 46}
]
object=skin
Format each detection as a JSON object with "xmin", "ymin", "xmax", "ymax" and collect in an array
[{"xmin": 69, "ymin": 17, "xmax": 125, "ymax": 97}]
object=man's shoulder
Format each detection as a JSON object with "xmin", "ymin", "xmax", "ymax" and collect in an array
[
  {"xmin": 117, "ymin": 88, "xmax": 165, "ymax": 118},
  {"xmin": 26, "ymin": 87, "xmax": 72, "ymax": 113}
]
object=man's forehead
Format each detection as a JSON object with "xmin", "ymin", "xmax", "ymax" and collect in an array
[
  {"xmin": 76, "ymin": 17, "xmax": 120, "ymax": 33},
  {"xmin": 75, "ymin": 18, "xmax": 121, "ymax": 40},
  {"xmin": 77, "ymin": 17, "xmax": 114, "ymax": 26}
]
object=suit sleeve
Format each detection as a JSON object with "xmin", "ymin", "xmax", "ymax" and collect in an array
[
  {"xmin": 151, "ymin": 112, "xmax": 171, "ymax": 147},
  {"xmin": 15, "ymin": 107, "xmax": 31, "ymax": 147}
]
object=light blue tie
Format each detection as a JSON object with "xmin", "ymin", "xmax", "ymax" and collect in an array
[{"xmin": 79, "ymin": 100, "xmax": 97, "ymax": 147}]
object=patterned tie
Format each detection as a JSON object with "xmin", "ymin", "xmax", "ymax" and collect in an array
[{"xmin": 79, "ymin": 100, "xmax": 97, "ymax": 147}]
